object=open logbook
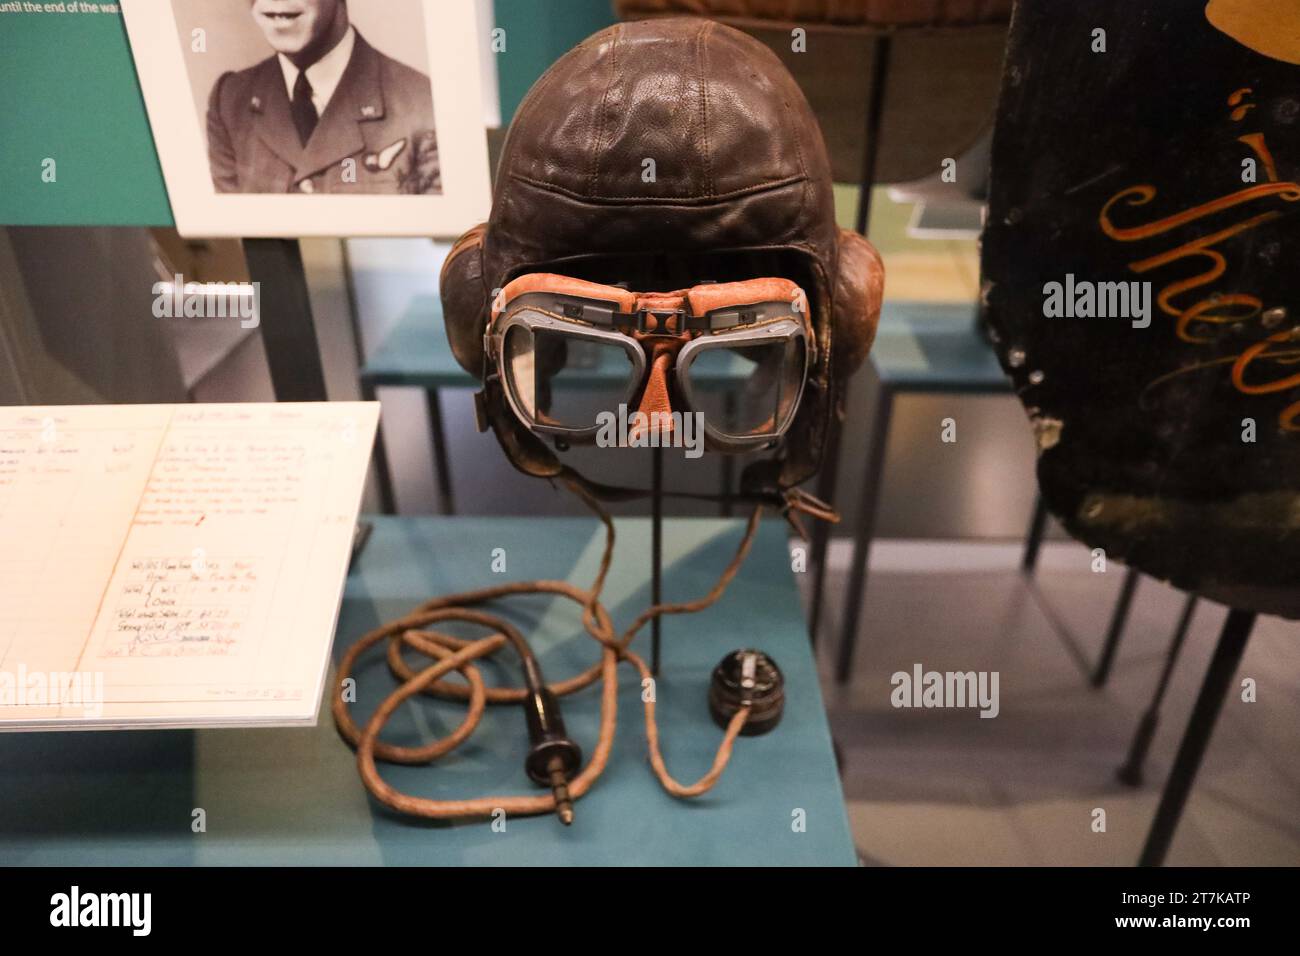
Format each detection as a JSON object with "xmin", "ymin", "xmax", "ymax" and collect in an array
[{"xmin": 0, "ymin": 402, "xmax": 379, "ymax": 730}]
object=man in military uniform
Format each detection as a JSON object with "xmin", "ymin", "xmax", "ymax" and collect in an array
[{"xmin": 206, "ymin": 0, "xmax": 440, "ymax": 194}]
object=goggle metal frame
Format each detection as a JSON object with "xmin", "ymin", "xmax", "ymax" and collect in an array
[{"xmin": 486, "ymin": 289, "xmax": 813, "ymax": 452}]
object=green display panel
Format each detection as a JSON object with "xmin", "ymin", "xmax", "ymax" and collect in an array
[
  {"xmin": 0, "ymin": 1, "xmax": 614, "ymax": 227},
  {"xmin": 0, "ymin": 4, "xmax": 172, "ymax": 227},
  {"xmin": 494, "ymin": 0, "xmax": 616, "ymax": 124}
]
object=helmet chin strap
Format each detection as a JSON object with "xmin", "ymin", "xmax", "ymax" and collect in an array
[
  {"xmin": 477, "ymin": 377, "xmax": 839, "ymax": 534},
  {"xmin": 551, "ymin": 464, "xmax": 839, "ymax": 542}
]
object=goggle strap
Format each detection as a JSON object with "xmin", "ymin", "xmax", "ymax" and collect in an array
[
  {"xmin": 473, "ymin": 388, "xmax": 491, "ymax": 433},
  {"xmin": 502, "ymin": 295, "xmax": 800, "ymax": 334},
  {"xmin": 690, "ymin": 303, "xmax": 782, "ymax": 331}
]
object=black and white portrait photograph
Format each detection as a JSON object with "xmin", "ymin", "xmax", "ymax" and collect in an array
[
  {"xmin": 187, "ymin": 0, "xmax": 441, "ymax": 195},
  {"xmin": 122, "ymin": 0, "xmax": 490, "ymax": 236}
]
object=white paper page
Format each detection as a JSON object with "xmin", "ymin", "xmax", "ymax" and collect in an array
[{"xmin": 0, "ymin": 403, "xmax": 379, "ymax": 730}]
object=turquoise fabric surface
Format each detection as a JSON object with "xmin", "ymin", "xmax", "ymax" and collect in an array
[
  {"xmin": 361, "ymin": 296, "xmax": 472, "ymax": 388},
  {"xmin": 0, "ymin": 516, "xmax": 855, "ymax": 866},
  {"xmin": 873, "ymin": 301, "xmax": 1010, "ymax": 392}
]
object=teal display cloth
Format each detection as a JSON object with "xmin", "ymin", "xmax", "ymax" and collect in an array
[
  {"xmin": 0, "ymin": 516, "xmax": 855, "ymax": 866},
  {"xmin": 872, "ymin": 300, "xmax": 1009, "ymax": 392}
]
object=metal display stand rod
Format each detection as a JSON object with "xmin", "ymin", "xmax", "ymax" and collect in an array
[{"xmin": 651, "ymin": 444, "xmax": 664, "ymax": 675}]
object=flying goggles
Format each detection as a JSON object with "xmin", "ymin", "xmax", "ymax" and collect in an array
[{"xmin": 485, "ymin": 273, "xmax": 814, "ymax": 453}]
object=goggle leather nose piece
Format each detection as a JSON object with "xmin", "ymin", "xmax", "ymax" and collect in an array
[{"xmin": 628, "ymin": 351, "xmax": 676, "ymax": 443}]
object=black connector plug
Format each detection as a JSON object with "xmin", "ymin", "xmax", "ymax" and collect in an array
[
  {"xmin": 708, "ymin": 649, "xmax": 785, "ymax": 735},
  {"xmin": 522, "ymin": 682, "xmax": 582, "ymax": 825}
]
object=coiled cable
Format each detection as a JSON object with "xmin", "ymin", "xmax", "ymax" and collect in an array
[{"xmin": 332, "ymin": 477, "xmax": 762, "ymax": 822}]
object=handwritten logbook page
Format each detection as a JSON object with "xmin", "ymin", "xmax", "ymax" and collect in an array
[{"xmin": 0, "ymin": 403, "xmax": 379, "ymax": 729}]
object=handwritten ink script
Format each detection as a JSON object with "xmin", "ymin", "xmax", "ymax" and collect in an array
[
  {"xmin": 103, "ymin": 556, "xmax": 257, "ymax": 658},
  {"xmin": 0, "ymin": 402, "xmax": 378, "ymax": 728}
]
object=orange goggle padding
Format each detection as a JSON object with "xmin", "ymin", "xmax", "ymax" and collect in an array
[{"xmin": 491, "ymin": 273, "xmax": 810, "ymax": 335}]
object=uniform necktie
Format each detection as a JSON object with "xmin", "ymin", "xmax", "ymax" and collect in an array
[{"xmin": 290, "ymin": 72, "xmax": 317, "ymax": 146}]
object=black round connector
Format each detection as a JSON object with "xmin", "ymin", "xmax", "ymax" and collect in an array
[{"xmin": 708, "ymin": 649, "xmax": 784, "ymax": 735}]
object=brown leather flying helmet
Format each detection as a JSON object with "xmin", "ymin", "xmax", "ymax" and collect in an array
[{"xmin": 441, "ymin": 17, "xmax": 884, "ymax": 500}]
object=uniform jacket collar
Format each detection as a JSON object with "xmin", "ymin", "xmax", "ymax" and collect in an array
[
  {"xmin": 276, "ymin": 24, "xmax": 356, "ymax": 115},
  {"xmin": 248, "ymin": 30, "xmax": 390, "ymax": 184}
]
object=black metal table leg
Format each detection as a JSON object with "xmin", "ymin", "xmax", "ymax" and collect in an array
[
  {"xmin": 854, "ymin": 34, "xmax": 892, "ymax": 235},
  {"xmin": 425, "ymin": 387, "xmax": 455, "ymax": 515},
  {"xmin": 809, "ymin": 30, "xmax": 889, "ymax": 650},
  {"xmin": 1138, "ymin": 608, "xmax": 1255, "ymax": 866},
  {"xmin": 1118, "ymin": 593, "xmax": 1199, "ymax": 787},
  {"xmin": 243, "ymin": 238, "xmax": 328, "ymax": 402},
  {"xmin": 1021, "ymin": 492, "xmax": 1048, "ymax": 575},
  {"xmin": 835, "ymin": 382, "xmax": 894, "ymax": 684},
  {"xmin": 1091, "ymin": 565, "xmax": 1140, "ymax": 687},
  {"xmin": 338, "ymin": 239, "xmax": 368, "ymax": 371},
  {"xmin": 807, "ymin": 415, "xmax": 842, "ymax": 647},
  {"xmin": 359, "ymin": 381, "xmax": 397, "ymax": 515}
]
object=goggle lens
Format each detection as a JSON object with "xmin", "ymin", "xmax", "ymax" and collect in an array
[
  {"xmin": 685, "ymin": 335, "xmax": 806, "ymax": 438},
  {"xmin": 504, "ymin": 323, "xmax": 638, "ymax": 429}
]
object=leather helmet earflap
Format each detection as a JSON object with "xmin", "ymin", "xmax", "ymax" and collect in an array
[
  {"xmin": 440, "ymin": 222, "xmax": 490, "ymax": 378},
  {"xmin": 441, "ymin": 224, "xmax": 571, "ymax": 483},
  {"xmin": 831, "ymin": 228, "xmax": 885, "ymax": 388}
]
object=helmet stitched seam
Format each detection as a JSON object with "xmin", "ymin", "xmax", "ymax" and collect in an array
[
  {"xmin": 588, "ymin": 23, "xmax": 622, "ymax": 196},
  {"xmin": 507, "ymin": 171, "xmax": 810, "ymax": 204}
]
